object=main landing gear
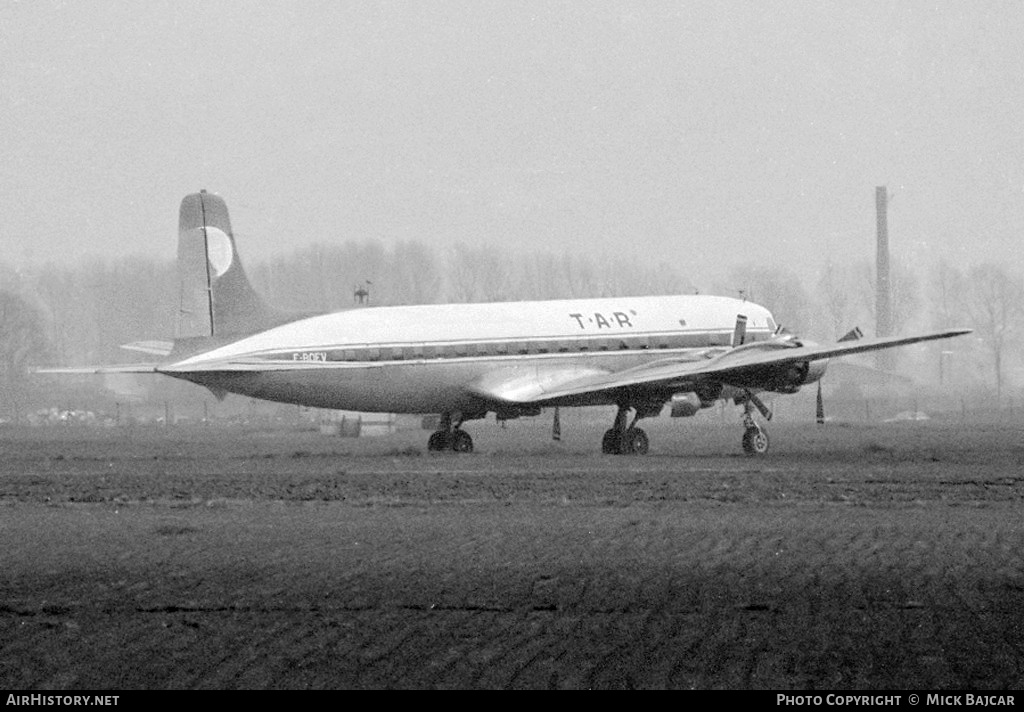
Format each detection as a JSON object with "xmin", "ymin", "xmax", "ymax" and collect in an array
[
  {"xmin": 601, "ymin": 405, "xmax": 650, "ymax": 455},
  {"xmin": 427, "ymin": 412, "xmax": 474, "ymax": 453},
  {"xmin": 739, "ymin": 391, "xmax": 771, "ymax": 456}
]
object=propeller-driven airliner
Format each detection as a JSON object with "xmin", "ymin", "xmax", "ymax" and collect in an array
[{"xmin": 56, "ymin": 191, "xmax": 970, "ymax": 455}]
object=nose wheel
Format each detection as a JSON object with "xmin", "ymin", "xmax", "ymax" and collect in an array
[
  {"xmin": 742, "ymin": 424, "xmax": 769, "ymax": 455},
  {"xmin": 739, "ymin": 391, "xmax": 771, "ymax": 455}
]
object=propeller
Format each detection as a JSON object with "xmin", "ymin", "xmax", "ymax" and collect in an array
[
  {"xmin": 816, "ymin": 381, "xmax": 825, "ymax": 425},
  {"xmin": 552, "ymin": 407, "xmax": 561, "ymax": 441},
  {"xmin": 838, "ymin": 327, "xmax": 864, "ymax": 343},
  {"xmin": 817, "ymin": 327, "xmax": 863, "ymax": 425},
  {"xmin": 732, "ymin": 314, "xmax": 748, "ymax": 347}
]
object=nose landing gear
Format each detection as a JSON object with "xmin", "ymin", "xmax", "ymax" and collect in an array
[
  {"xmin": 739, "ymin": 391, "xmax": 771, "ymax": 456},
  {"xmin": 742, "ymin": 421, "xmax": 770, "ymax": 455}
]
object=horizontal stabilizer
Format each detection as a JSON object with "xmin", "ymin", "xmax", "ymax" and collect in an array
[
  {"xmin": 34, "ymin": 364, "xmax": 160, "ymax": 375},
  {"xmin": 119, "ymin": 340, "xmax": 174, "ymax": 357}
]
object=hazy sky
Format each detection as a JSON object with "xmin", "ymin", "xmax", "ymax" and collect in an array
[{"xmin": 2, "ymin": 1, "xmax": 1022, "ymax": 290}]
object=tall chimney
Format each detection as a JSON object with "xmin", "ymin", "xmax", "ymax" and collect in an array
[{"xmin": 875, "ymin": 186, "xmax": 893, "ymax": 368}]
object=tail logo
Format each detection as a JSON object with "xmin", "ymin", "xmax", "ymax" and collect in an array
[{"xmin": 200, "ymin": 226, "xmax": 234, "ymax": 277}]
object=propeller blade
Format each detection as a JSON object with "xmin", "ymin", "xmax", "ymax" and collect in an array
[
  {"xmin": 552, "ymin": 407, "xmax": 561, "ymax": 441},
  {"xmin": 732, "ymin": 314, "xmax": 748, "ymax": 347},
  {"xmin": 817, "ymin": 326, "xmax": 855, "ymax": 425},
  {"xmin": 816, "ymin": 380, "xmax": 825, "ymax": 425}
]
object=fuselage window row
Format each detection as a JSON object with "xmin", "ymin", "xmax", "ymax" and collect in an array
[{"xmin": 315, "ymin": 332, "xmax": 753, "ymax": 363}]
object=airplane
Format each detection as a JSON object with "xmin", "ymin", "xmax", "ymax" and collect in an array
[{"xmin": 49, "ymin": 190, "xmax": 971, "ymax": 456}]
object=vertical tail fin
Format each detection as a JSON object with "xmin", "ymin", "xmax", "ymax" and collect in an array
[{"xmin": 176, "ymin": 191, "xmax": 283, "ymax": 338}]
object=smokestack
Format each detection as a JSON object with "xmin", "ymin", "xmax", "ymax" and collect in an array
[{"xmin": 875, "ymin": 186, "xmax": 893, "ymax": 369}]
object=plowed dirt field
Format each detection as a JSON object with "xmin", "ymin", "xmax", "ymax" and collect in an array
[{"xmin": 2, "ymin": 420, "xmax": 1023, "ymax": 689}]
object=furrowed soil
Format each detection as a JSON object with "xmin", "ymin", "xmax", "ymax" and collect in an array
[{"xmin": 1, "ymin": 420, "xmax": 1023, "ymax": 689}]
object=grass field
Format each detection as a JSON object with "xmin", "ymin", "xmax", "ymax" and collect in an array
[{"xmin": 1, "ymin": 420, "xmax": 1023, "ymax": 689}]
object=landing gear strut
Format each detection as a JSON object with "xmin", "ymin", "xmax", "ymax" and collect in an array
[
  {"xmin": 601, "ymin": 405, "xmax": 649, "ymax": 455},
  {"xmin": 427, "ymin": 412, "xmax": 474, "ymax": 453},
  {"xmin": 740, "ymin": 392, "xmax": 771, "ymax": 456}
]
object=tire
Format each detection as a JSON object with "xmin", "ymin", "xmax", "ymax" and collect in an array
[
  {"xmin": 427, "ymin": 431, "xmax": 449, "ymax": 451},
  {"xmin": 601, "ymin": 428, "xmax": 620, "ymax": 454},
  {"xmin": 623, "ymin": 427, "xmax": 649, "ymax": 455},
  {"xmin": 450, "ymin": 429, "xmax": 474, "ymax": 453},
  {"xmin": 742, "ymin": 426, "xmax": 769, "ymax": 455}
]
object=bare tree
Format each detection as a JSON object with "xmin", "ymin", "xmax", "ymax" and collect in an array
[
  {"xmin": 928, "ymin": 259, "xmax": 966, "ymax": 330},
  {"xmin": 964, "ymin": 263, "xmax": 1024, "ymax": 402},
  {"xmin": 854, "ymin": 256, "xmax": 922, "ymax": 336},
  {"xmin": 0, "ymin": 291, "xmax": 49, "ymax": 420},
  {"xmin": 727, "ymin": 265, "xmax": 814, "ymax": 334},
  {"xmin": 390, "ymin": 241, "xmax": 442, "ymax": 304},
  {"xmin": 815, "ymin": 261, "xmax": 864, "ymax": 340},
  {"xmin": 510, "ymin": 251, "xmax": 560, "ymax": 300},
  {"xmin": 560, "ymin": 252, "xmax": 599, "ymax": 299},
  {"xmin": 444, "ymin": 243, "xmax": 515, "ymax": 302}
]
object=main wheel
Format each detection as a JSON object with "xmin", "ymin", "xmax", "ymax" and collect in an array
[
  {"xmin": 427, "ymin": 431, "xmax": 450, "ymax": 451},
  {"xmin": 601, "ymin": 428, "xmax": 620, "ymax": 454},
  {"xmin": 622, "ymin": 427, "xmax": 649, "ymax": 455},
  {"xmin": 450, "ymin": 429, "xmax": 474, "ymax": 453},
  {"xmin": 742, "ymin": 426, "xmax": 769, "ymax": 455}
]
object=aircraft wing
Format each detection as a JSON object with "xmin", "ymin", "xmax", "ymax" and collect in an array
[
  {"xmin": 152, "ymin": 327, "xmax": 970, "ymax": 406},
  {"xmin": 468, "ymin": 328, "xmax": 972, "ymax": 404}
]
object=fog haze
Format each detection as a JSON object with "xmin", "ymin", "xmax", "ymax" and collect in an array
[{"xmin": 3, "ymin": 1, "xmax": 1022, "ymax": 288}]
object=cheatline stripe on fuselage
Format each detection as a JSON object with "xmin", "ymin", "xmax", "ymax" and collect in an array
[{"xmin": 205, "ymin": 327, "xmax": 774, "ymax": 366}]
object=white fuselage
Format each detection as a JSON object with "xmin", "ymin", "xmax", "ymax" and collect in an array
[{"xmin": 167, "ymin": 294, "xmax": 777, "ymax": 413}]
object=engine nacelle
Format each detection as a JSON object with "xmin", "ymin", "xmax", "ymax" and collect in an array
[
  {"xmin": 804, "ymin": 359, "xmax": 828, "ymax": 384},
  {"xmin": 670, "ymin": 392, "xmax": 704, "ymax": 418},
  {"xmin": 768, "ymin": 359, "xmax": 829, "ymax": 394},
  {"xmin": 495, "ymin": 405, "xmax": 542, "ymax": 421}
]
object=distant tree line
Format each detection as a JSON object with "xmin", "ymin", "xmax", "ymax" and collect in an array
[
  {"xmin": 0, "ymin": 238, "xmax": 1022, "ymax": 419},
  {"xmin": 723, "ymin": 257, "xmax": 1023, "ymax": 403}
]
